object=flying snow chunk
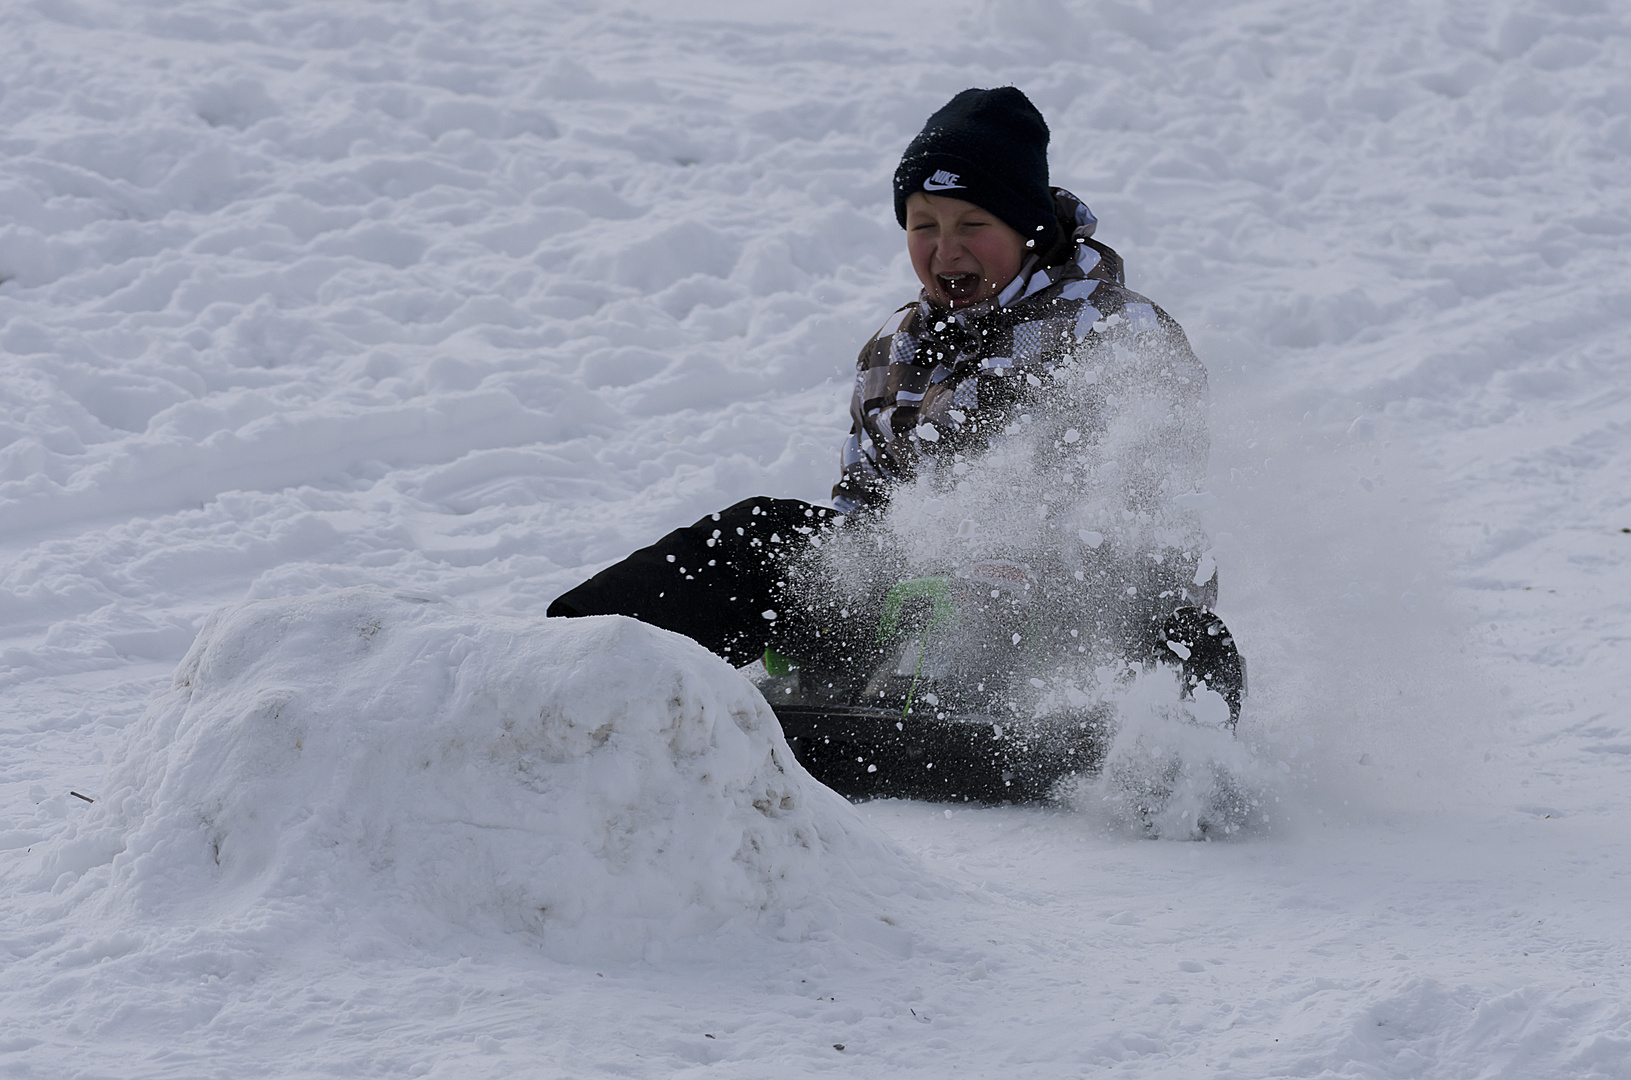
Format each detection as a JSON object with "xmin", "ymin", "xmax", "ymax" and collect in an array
[
  {"xmin": 41, "ymin": 589, "xmax": 913, "ymax": 961},
  {"xmin": 1123, "ymin": 303, "xmax": 1159, "ymax": 335}
]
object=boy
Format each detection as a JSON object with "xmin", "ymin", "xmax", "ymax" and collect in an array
[{"xmin": 550, "ymin": 88, "xmax": 1242, "ymax": 718}]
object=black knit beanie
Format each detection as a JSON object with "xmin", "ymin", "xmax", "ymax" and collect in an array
[{"xmin": 893, "ymin": 87, "xmax": 1056, "ymax": 252}]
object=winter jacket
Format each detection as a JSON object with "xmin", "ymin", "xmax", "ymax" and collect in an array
[
  {"xmin": 833, "ymin": 188, "xmax": 1206, "ymax": 516},
  {"xmin": 830, "ymin": 188, "xmax": 1218, "ymax": 623}
]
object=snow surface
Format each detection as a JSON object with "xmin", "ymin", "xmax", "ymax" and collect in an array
[{"xmin": 2, "ymin": 0, "xmax": 1629, "ymax": 1075}]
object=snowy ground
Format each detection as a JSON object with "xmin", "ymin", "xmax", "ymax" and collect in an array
[{"xmin": 3, "ymin": 0, "xmax": 1629, "ymax": 1075}]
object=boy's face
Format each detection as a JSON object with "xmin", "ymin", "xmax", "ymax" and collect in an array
[{"xmin": 904, "ymin": 192, "xmax": 1029, "ymax": 309}]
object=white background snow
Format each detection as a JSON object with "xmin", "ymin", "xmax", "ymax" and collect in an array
[{"xmin": 3, "ymin": 0, "xmax": 1628, "ymax": 1074}]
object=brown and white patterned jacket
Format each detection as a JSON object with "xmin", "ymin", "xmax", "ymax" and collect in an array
[{"xmin": 832, "ymin": 188, "xmax": 1207, "ymax": 519}]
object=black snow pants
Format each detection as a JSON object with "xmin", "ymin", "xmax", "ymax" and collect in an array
[{"xmin": 546, "ymin": 497, "xmax": 847, "ymax": 667}]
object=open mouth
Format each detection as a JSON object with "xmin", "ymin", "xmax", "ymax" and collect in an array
[{"xmin": 937, "ymin": 272, "xmax": 981, "ymax": 304}]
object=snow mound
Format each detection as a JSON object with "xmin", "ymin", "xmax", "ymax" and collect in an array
[{"xmin": 44, "ymin": 588, "xmax": 909, "ymax": 960}]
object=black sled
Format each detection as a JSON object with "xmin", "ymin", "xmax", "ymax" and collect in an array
[{"xmin": 757, "ymin": 569, "xmax": 1245, "ymax": 804}]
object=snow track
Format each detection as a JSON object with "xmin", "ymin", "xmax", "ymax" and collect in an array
[{"xmin": 3, "ymin": 0, "xmax": 1628, "ymax": 1075}]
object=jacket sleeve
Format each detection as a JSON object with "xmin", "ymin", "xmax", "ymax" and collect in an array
[
  {"xmin": 1081, "ymin": 301, "xmax": 1209, "ymax": 511},
  {"xmin": 1044, "ymin": 296, "xmax": 1219, "ymax": 625},
  {"xmin": 832, "ymin": 425, "xmax": 888, "ymax": 514},
  {"xmin": 831, "ymin": 310, "xmax": 910, "ymax": 513}
]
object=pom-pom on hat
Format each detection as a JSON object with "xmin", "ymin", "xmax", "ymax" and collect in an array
[{"xmin": 893, "ymin": 87, "xmax": 1056, "ymax": 252}]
